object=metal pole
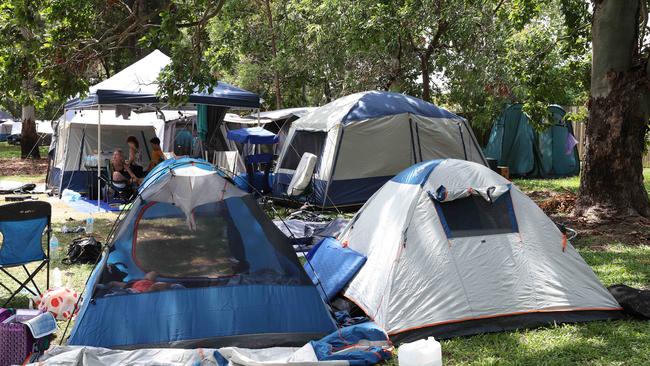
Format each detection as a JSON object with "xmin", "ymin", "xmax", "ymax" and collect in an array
[
  {"xmin": 58, "ymin": 109, "xmax": 67, "ymax": 198},
  {"xmin": 97, "ymin": 105, "xmax": 101, "ymax": 211}
]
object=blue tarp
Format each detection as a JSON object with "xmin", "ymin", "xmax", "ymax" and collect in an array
[
  {"xmin": 227, "ymin": 127, "xmax": 279, "ymax": 144},
  {"xmin": 310, "ymin": 322, "xmax": 393, "ymax": 365}
]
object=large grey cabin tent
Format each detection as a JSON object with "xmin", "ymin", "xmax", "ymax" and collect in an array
[
  {"xmin": 273, "ymin": 91, "xmax": 486, "ymax": 207},
  {"xmin": 338, "ymin": 159, "xmax": 622, "ymax": 342}
]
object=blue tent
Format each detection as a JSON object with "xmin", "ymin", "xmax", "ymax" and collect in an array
[
  {"xmin": 68, "ymin": 159, "xmax": 336, "ymax": 349},
  {"xmin": 65, "ymin": 50, "xmax": 260, "ymax": 109},
  {"xmin": 227, "ymin": 127, "xmax": 279, "ymax": 144}
]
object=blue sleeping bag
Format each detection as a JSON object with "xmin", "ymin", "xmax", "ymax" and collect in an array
[{"xmin": 304, "ymin": 237, "xmax": 367, "ymax": 301}]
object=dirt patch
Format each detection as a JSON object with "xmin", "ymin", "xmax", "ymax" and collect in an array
[
  {"xmin": 0, "ymin": 157, "xmax": 48, "ymax": 177},
  {"xmin": 527, "ymin": 189, "xmax": 650, "ymax": 247}
]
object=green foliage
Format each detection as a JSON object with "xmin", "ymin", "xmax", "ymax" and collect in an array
[
  {"xmin": 149, "ymin": 1, "xmax": 226, "ymax": 106},
  {"xmin": 0, "ymin": 0, "xmax": 225, "ymax": 113},
  {"xmin": 0, "ymin": 0, "xmax": 98, "ymax": 110},
  {"xmin": 204, "ymin": 0, "xmax": 591, "ymax": 139},
  {"xmin": 0, "ymin": 0, "xmax": 594, "ymax": 140}
]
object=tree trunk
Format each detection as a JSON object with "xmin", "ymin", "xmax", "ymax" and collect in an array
[
  {"xmin": 20, "ymin": 105, "xmax": 41, "ymax": 159},
  {"xmin": 420, "ymin": 53, "xmax": 431, "ymax": 102},
  {"xmin": 575, "ymin": 0, "xmax": 650, "ymax": 219},
  {"xmin": 262, "ymin": 0, "xmax": 282, "ymax": 109},
  {"xmin": 324, "ymin": 80, "xmax": 332, "ymax": 103}
]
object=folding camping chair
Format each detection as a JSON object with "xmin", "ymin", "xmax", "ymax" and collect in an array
[
  {"xmin": 0, "ymin": 201, "xmax": 51, "ymax": 307},
  {"xmin": 101, "ymin": 159, "xmax": 134, "ymax": 203}
]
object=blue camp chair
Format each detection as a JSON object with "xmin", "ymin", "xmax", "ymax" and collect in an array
[{"xmin": 0, "ymin": 201, "xmax": 51, "ymax": 306}]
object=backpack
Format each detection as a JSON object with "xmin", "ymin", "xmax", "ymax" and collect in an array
[{"xmin": 63, "ymin": 236, "xmax": 102, "ymax": 265}]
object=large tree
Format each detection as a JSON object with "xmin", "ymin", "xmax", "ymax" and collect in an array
[
  {"xmin": 0, "ymin": 0, "xmax": 228, "ymax": 159},
  {"xmin": 575, "ymin": 0, "xmax": 650, "ymax": 219}
]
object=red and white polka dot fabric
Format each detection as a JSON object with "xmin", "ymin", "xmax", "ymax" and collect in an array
[{"xmin": 32, "ymin": 287, "xmax": 79, "ymax": 320}]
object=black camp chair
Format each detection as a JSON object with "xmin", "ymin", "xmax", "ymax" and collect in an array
[
  {"xmin": 0, "ymin": 201, "xmax": 51, "ymax": 306},
  {"xmin": 100, "ymin": 159, "xmax": 134, "ymax": 203}
]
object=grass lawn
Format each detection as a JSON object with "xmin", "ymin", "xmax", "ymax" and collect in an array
[
  {"xmin": 514, "ymin": 168, "xmax": 650, "ymax": 193},
  {"xmin": 0, "ymin": 174, "xmax": 46, "ymax": 183},
  {"xmin": 0, "ymin": 154, "xmax": 649, "ymax": 364},
  {"xmin": 0, "ymin": 141, "xmax": 49, "ymax": 159}
]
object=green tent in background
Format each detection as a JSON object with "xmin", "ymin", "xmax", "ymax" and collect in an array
[{"xmin": 484, "ymin": 104, "xmax": 580, "ymax": 178}]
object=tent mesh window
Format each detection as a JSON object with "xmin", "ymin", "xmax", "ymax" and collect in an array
[
  {"xmin": 133, "ymin": 201, "xmax": 247, "ymax": 278},
  {"xmin": 281, "ymin": 131, "xmax": 327, "ymax": 170},
  {"xmin": 435, "ymin": 192, "xmax": 518, "ymax": 238}
]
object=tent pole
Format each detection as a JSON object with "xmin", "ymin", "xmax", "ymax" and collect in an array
[
  {"xmin": 58, "ymin": 109, "xmax": 68, "ymax": 198},
  {"xmin": 256, "ymin": 108, "xmax": 261, "ymax": 155},
  {"xmin": 97, "ymin": 105, "xmax": 101, "ymax": 211}
]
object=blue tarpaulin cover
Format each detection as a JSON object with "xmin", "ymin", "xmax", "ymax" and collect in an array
[
  {"xmin": 227, "ymin": 127, "xmax": 279, "ymax": 144},
  {"xmin": 304, "ymin": 238, "xmax": 367, "ymax": 301}
]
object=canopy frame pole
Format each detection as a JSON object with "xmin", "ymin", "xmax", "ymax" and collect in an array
[
  {"xmin": 97, "ymin": 105, "xmax": 102, "ymax": 211},
  {"xmin": 58, "ymin": 109, "xmax": 68, "ymax": 198}
]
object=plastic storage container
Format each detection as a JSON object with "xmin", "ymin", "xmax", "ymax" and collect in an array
[{"xmin": 398, "ymin": 336, "xmax": 442, "ymax": 366}]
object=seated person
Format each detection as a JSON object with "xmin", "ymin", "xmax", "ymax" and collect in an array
[
  {"xmin": 111, "ymin": 149, "xmax": 138, "ymax": 188},
  {"xmin": 126, "ymin": 135, "xmax": 145, "ymax": 180},
  {"xmin": 147, "ymin": 137, "xmax": 165, "ymax": 172},
  {"xmin": 107, "ymin": 271, "xmax": 181, "ymax": 293}
]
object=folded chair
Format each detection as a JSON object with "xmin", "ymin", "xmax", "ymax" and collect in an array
[{"xmin": 0, "ymin": 201, "xmax": 51, "ymax": 306}]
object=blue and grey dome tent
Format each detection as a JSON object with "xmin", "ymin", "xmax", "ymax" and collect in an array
[
  {"xmin": 484, "ymin": 104, "xmax": 580, "ymax": 177},
  {"xmin": 273, "ymin": 91, "xmax": 487, "ymax": 207},
  {"xmin": 338, "ymin": 159, "xmax": 621, "ymax": 342},
  {"xmin": 68, "ymin": 158, "xmax": 336, "ymax": 349}
]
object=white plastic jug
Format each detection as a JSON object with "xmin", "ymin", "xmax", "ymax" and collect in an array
[{"xmin": 398, "ymin": 337, "xmax": 442, "ymax": 366}]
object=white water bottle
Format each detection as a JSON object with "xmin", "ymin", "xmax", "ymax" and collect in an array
[
  {"xmin": 398, "ymin": 337, "xmax": 442, "ymax": 366},
  {"xmin": 49, "ymin": 234, "xmax": 59, "ymax": 260},
  {"xmin": 86, "ymin": 214, "xmax": 94, "ymax": 234},
  {"xmin": 53, "ymin": 267, "xmax": 62, "ymax": 288}
]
